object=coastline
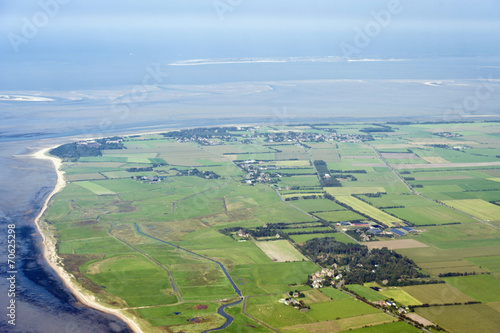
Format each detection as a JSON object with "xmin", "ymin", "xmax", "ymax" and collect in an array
[{"xmin": 32, "ymin": 146, "xmax": 143, "ymax": 333}]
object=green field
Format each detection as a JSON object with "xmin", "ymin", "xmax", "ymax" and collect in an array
[
  {"xmin": 319, "ymin": 287, "xmax": 351, "ymax": 300},
  {"xmin": 314, "ymin": 210, "xmax": 365, "ymax": 222},
  {"xmin": 444, "ymin": 274, "xmax": 500, "ymax": 302},
  {"xmin": 254, "ymin": 240, "xmax": 307, "ymax": 262},
  {"xmin": 288, "ymin": 199, "xmax": 345, "ymax": 212},
  {"xmin": 403, "ymin": 283, "xmax": 475, "ymax": 304},
  {"xmin": 44, "ymin": 122, "xmax": 500, "ymax": 332},
  {"xmin": 346, "ymin": 284, "xmax": 386, "ymax": 302},
  {"xmin": 335, "ymin": 196, "xmax": 402, "ymax": 226},
  {"xmin": 345, "ymin": 321, "xmax": 421, "ymax": 333},
  {"xmin": 76, "ymin": 181, "xmax": 116, "ymax": 195},
  {"xmin": 385, "ymin": 205, "xmax": 476, "ymax": 225},
  {"xmin": 466, "ymin": 255, "xmax": 500, "ymax": 273},
  {"xmin": 325, "ymin": 187, "xmax": 386, "ymax": 196},
  {"xmin": 307, "ymin": 298, "xmax": 379, "ymax": 321},
  {"xmin": 416, "ymin": 304, "xmax": 500, "ymax": 333},
  {"xmin": 378, "ymin": 287, "xmax": 422, "ymax": 306},
  {"xmin": 443, "ymin": 199, "xmax": 500, "ymax": 221}
]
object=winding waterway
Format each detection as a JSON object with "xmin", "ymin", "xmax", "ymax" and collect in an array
[{"xmin": 134, "ymin": 223, "xmax": 244, "ymax": 332}]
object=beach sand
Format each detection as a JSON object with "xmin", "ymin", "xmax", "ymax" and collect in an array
[{"xmin": 32, "ymin": 147, "xmax": 143, "ymax": 333}]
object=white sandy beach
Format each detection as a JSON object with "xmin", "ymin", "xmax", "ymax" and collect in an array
[{"xmin": 32, "ymin": 147, "xmax": 143, "ymax": 333}]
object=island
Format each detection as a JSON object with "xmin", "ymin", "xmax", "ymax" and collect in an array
[{"xmin": 36, "ymin": 121, "xmax": 500, "ymax": 333}]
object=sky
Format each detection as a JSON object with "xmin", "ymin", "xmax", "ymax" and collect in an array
[{"xmin": 1, "ymin": 0, "xmax": 500, "ymax": 90}]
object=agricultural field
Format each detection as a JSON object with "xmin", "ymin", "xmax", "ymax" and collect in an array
[
  {"xmin": 403, "ymin": 283, "xmax": 475, "ymax": 305},
  {"xmin": 345, "ymin": 284, "xmax": 386, "ymax": 302},
  {"xmin": 288, "ymin": 198, "xmax": 345, "ymax": 212},
  {"xmin": 442, "ymin": 199, "xmax": 500, "ymax": 222},
  {"xmin": 415, "ymin": 304, "xmax": 500, "ymax": 333},
  {"xmin": 335, "ymin": 196, "xmax": 402, "ymax": 227},
  {"xmin": 43, "ymin": 122, "xmax": 500, "ymax": 332},
  {"xmin": 254, "ymin": 240, "xmax": 307, "ymax": 262},
  {"xmin": 384, "ymin": 205, "xmax": 476, "ymax": 226},
  {"xmin": 377, "ymin": 288, "xmax": 422, "ymax": 307},
  {"xmin": 443, "ymin": 275, "xmax": 500, "ymax": 303}
]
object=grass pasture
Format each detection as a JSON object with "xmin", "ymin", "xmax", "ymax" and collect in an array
[
  {"xmin": 274, "ymin": 160, "xmax": 311, "ymax": 168},
  {"xmin": 325, "ymin": 187, "xmax": 386, "ymax": 196},
  {"xmin": 84, "ymin": 254, "xmax": 178, "ymax": 307},
  {"xmin": 65, "ymin": 173, "xmax": 107, "ymax": 181},
  {"xmin": 232, "ymin": 261, "xmax": 318, "ymax": 295},
  {"xmin": 335, "ymin": 196, "xmax": 402, "ymax": 226},
  {"xmin": 76, "ymin": 181, "xmax": 116, "ymax": 195},
  {"xmin": 443, "ymin": 199, "xmax": 500, "ymax": 222},
  {"xmin": 290, "ymin": 232, "xmax": 357, "ymax": 244},
  {"xmin": 384, "ymin": 205, "xmax": 476, "ymax": 225},
  {"xmin": 403, "ymin": 283, "xmax": 475, "ymax": 305},
  {"xmin": 314, "ymin": 210, "xmax": 365, "ymax": 222},
  {"xmin": 358, "ymin": 193, "xmax": 431, "ymax": 208},
  {"xmin": 346, "ymin": 284, "xmax": 386, "ymax": 302},
  {"xmin": 307, "ymin": 299, "xmax": 379, "ymax": 321},
  {"xmin": 245, "ymin": 295, "xmax": 314, "ymax": 327},
  {"xmin": 343, "ymin": 321, "xmax": 421, "ymax": 333},
  {"xmin": 319, "ymin": 287, "xmax": 351, "ymax": 301},
  {"xmin": 466, "ymin": 255, "xmax": 500, "ymax": 273},
  {"xmin": 418, "ymin": 260, "xmax": 487, "ymax": 276},
  {"xmin": 416, "ymin": 303, "xmax": 500, "ymax": 333},
  {"xmin": 290, "ymin": 233, "xmax": 335, "ymax": 243},
  {"xmin": 444, "ymin": 274, "xmax": 500, "ymax": 302},
  {"xmin": 135, "ymin": 302, "xmax": 224, "ymax": 330},
  {"xmin": 278, "ymin": 175, "xmax": 321, "ymax": 187},
  {"xmin": 288, "ymin": 199, "xmax": 345, "ymax": 212},
  {"xmin": 378, "ymin": 288, "xmax": 422, "ymax": 306},
  {"xmin": 254, "ymin": 240, "xmax": 306, "ymax": 262},
  {"xmin": 282, "ymin": 313, "xmax": 396, "ymax": 333}
]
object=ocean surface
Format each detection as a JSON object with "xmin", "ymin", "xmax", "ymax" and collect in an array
[{"xmin": 1, "ymin": 58, "xmax": 500, "ymax": 332}]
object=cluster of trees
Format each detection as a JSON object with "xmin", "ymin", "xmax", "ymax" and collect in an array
[
  {"xmin": 175, "ymin": 168, "xmax": 220, "ymax": 179},
  {"xmin": 438, "ymin": 271, "xmax": 482, "ymax": 277},
  {"xmin": 300, "ymin": 238, "xmax": 426, "ymax": 286},
  {"xmin": 218, "ymin": 222, "xmax": 336, "ymax": 239},
  {"xmin": 98, "ymin": 137, "xmax": 125, "ymax": 149},
  {"xmin": 360, "ymin": 124, "xmax": 394, "ymax": 133},
  {"xmin": 330, "ymin": 169, "xmax": 367, "ymax": 174},
  {"xmin": 288, "ymin": 290, "xmax": 305, "ymax": 298},
  {"xmin": 409, "ymin": 301, "xmax": 481, "ymax": 310},
  {"xmin": 50, "ymin": 138, "xmax": 125, "ymax": 161},
  {"xmin": 50, "ymin": 143, "xmax": 101, "ymax": 160},
  {"xmin": 332, "ymin": 174, "xmax": 357, "ymax": 181},
  {"xmin": 285, "ymin": 195, "xmax": 322, "ymax": 201},
  {"xmin": 218, "ymin": 226, "xmax": 283, "ymax": 239},
  {"xmin": 126, "ymin": 166, "xmax": 153, "ymax": 172},
  {"xmin": 313, "ymin": 160, "xmax": 341, "ymax": 187},
  {"xmin": 161, "ymin": 127, "xmax": 241, "ymax": 139}
]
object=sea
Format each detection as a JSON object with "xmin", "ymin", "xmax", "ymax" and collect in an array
[{"xmin": 1, "ymin": 58, "xmax": 500, "ymax": 332}]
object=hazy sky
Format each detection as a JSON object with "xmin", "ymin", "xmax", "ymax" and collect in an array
[{"xmin": 1, "ymin": 0, "xmax": 500, "ymax": 89}]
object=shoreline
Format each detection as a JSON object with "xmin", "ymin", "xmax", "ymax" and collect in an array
[{"xmin": 32, "ymin": 146, "xmax": 143, "ymax": 333}]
